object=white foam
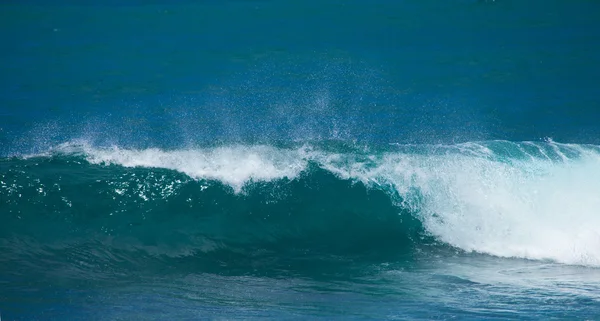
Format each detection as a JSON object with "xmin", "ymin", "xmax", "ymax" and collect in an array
[
  {"xmin": 320, "ymin": 141, "xmax": 600, "ymax": 266},
  {"xmin": 56, "ymin": 142, "xmax": 310, "ymax": 193}
]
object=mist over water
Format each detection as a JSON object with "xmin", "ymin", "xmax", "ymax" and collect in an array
[{"xmin": 3, "ymin": 0, "xmax": 600, "ymax": 153}]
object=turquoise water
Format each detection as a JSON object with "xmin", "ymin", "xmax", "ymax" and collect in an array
[{"xmin": 2, "ymin": 1, "xmax": 600, "ymax": 320}]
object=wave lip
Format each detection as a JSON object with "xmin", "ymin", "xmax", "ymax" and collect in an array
[{"xmin": 59, "ymin": 142, "xmax": 311, "ymax": 192}]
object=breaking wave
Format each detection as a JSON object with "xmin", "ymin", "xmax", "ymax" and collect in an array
[{"xmin": 1, "ymin": 139, "xmax": 600, "ymax": 275}]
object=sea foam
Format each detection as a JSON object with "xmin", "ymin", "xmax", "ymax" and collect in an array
[{"xmin": 319, "ymin": 141, "xmax": 600, "ymax": 266}]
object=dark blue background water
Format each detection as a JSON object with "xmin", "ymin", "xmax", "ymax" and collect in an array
[
  {"xmin": 2, "ymin": 1, "xmax": 600, "ymax": 320},
  {"xmin": 2, "ymin": 0, "xmax": 600, "ymax": 154}
]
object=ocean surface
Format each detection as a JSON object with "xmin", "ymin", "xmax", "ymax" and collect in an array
[{"xmin": 2, "ymin": 1, "xmax": 600, "ymax": 320}]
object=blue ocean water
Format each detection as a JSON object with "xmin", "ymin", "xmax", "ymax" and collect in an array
[{"xmin": 2, "ymin": 1, "xmax": 600, "ymax": 320}]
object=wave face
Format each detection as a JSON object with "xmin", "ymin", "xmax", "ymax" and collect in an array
[{"xmin": 2, "ymin": 140, "xmax": 600, "ymax": 278}]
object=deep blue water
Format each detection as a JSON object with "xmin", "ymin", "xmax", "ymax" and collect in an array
[{"xmin": 1, "ymin": 1, "xmax": 600, "ymax": 320}]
